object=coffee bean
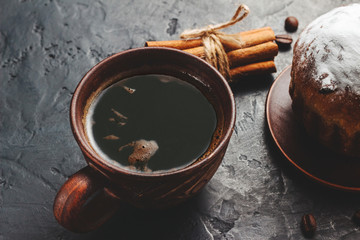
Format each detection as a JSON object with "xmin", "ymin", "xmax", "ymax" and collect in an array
[
  {"xmin": 275, "ymin": 34, "xmax": 293, "ymax": 50},
  {"xmin": 275, "ymin": 34, "xmax": 293, "ymax": 45},
  {"xmin": 285, "ymin": 16, "xmax": 299, "ymax": 32},
  {"xmin": 300, "ymin": 214, "xmax": 317, "ymax": 238},
  {"xmin": 352, "ymin": 209, "xmax": 360, "ymax": 226}
]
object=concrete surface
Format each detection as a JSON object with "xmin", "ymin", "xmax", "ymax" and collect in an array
[{"xmin": 1, "ymin": 0, "xmax": 360, "ymax": 239}]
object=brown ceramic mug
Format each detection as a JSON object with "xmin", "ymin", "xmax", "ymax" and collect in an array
[{"xmin": 53, "ymin": 47, "xmax": 235, "ymax": 232}]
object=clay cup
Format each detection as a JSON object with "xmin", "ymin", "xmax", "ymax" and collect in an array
[{"xmin": 53, "ymin": 47, "xmax": 235, "ymax": 232}]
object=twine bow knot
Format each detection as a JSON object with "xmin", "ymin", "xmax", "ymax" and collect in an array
[{"xmin": 180, "ymin": 4, "xmax": 250, "ymax": 79}]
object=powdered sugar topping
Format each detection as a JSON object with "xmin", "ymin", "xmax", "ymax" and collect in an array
[{"xmin": 296, "ymin": 4, "xmax": 360, "ymax": 94}]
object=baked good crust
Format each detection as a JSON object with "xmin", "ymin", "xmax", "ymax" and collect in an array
[{"xmin": 290, "ymin": 41, "xmax": 360, "ymax": 158}]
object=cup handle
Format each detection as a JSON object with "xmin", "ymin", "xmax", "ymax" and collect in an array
[{"xmin": 53, "ymin": 166, "xmax": 121, "ymax": 232}]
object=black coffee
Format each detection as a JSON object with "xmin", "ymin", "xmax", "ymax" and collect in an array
[{"xmin": 86, "ymin": 74, "xmax": 217, "ymax": 172}]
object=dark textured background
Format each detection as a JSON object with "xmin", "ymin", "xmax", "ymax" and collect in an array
[{"xmin": 1, "ymin": 0, "xmax": 360, "ymax": 239}]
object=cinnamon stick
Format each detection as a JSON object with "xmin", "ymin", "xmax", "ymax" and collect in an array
[
  {"xmin": 230, "ymin": 60, "xmax": 276, "ymax": 79},
  {"xmin": 183, "ymin": 46, "xmax": 205, "ymax": 58},
  {"xmin": 223, "ymin": 28, "xmax": 275, "ymax": 51},
  {"xmin": 145, "ymin": 27, "xmax": 278, "ymax": 79},
  {"xmin": 227, "ymin": 41, "xmax": 278, "ymax": 67},
  {"xmin": 145, "ymin": 27, "xmax": 274, "ymax": 50},
  {"xmin": 145, "ymin": 38, "xmax": 201, "ymax": 50},
  {"xmin": 184, "ymin": 41, "xmax": 278, "ymax": 68}
]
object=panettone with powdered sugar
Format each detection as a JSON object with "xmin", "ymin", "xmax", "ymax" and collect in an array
[{"xmin": 289, "ymin": 4, "xmax": 360, "ymax": 157}]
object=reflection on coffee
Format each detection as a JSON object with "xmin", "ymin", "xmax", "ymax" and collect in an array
[{"xmin": 86, "ymin": 74, "xmax": 217, "ymax": 172}]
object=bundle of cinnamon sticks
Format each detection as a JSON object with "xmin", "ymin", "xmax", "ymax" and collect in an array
[{"xmin": 145, "ymin": 27, "xmax": 278, "ymax": 82}]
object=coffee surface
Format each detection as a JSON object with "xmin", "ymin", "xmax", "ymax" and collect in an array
[{"xmin": 86, "ymin": 74, "xmax": 217, "ymax": 172}]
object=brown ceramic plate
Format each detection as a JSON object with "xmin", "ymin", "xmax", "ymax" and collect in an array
[{"xmin": 266, "ymin": 65, "xmax": 360, "ymax": 192}]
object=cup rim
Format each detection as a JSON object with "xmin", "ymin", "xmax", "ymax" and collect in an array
[{"xmin": 70, "ymin": 47, "xmax": 235, "ymax": 178}]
